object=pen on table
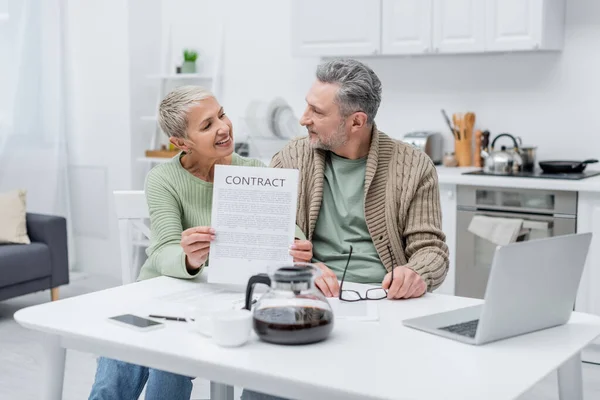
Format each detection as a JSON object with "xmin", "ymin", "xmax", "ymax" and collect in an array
[
  {"xmin": 149, "ymin": 301, "xmax": 258, "ymax": 322},
  {"xmin": 148, "ymin": 314, "xmax": 188, "ymax": 322}
]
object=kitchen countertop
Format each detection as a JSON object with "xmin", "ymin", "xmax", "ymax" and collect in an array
[
  {"xmin": 261, "ymin": 154, "xmax": 600, "ymax": 193},
  {"xmin": 436, "ymin": 166, "xmax": 600, "ymax": 193}
]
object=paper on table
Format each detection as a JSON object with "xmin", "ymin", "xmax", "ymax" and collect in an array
[
  {"xmin": 155, "ymin": 287, "xmax": 261, "ymax": 314},
  {"xmin": 208, "ymin": 165, "xmax": 299, "ymax": 285},
  {"xmin": 327, "ymin": 298, "xmax": 379, "ymax": 321},
  {"xmin": 330, "ymin": 281, "xmax": 381, "ymax": 321}
]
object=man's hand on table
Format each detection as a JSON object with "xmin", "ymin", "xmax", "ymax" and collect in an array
[{"xmin": 382, "ymin": 266, "xmax": 427, "ymax": 299}]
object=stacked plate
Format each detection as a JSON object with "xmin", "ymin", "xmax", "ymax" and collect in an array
[{"xmin": 244, "ymin": 97, "xmax": 301, "ymax": 139}]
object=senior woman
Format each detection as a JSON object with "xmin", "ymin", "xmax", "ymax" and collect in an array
[{"xmin": 88, "ymin": 86, "xmax": 312, "ymax": 400}]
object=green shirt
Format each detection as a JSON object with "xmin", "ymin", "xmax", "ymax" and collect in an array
[
  {"xmin": 138, "ymin": 153, "xmax": 311, "ymax": 281},
  {"xmin": 312, "ymin": 153, "xmax": 387, "ymax": 284}
]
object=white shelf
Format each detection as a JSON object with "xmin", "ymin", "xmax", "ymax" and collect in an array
[
  {"xmin": 137, "ymin": 157, "xmax": 173, "ymax": 164},
  {"xmin": 146, "ymin": 74, "xmax": 213, "ymax": 80}
]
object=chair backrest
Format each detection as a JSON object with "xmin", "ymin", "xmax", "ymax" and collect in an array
[{"xmin": 114, "ymin": 190, "xmax": 151, "ymax": 285}]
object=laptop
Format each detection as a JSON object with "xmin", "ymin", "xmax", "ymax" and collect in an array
[{"xmin": 403, "ymin": 233, "xmax": 592, "ymax": 345}]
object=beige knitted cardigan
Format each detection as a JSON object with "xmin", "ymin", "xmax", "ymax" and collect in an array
[{"xmin": 270, "ymin": 128, "xmax": 449, "ymax": 291}]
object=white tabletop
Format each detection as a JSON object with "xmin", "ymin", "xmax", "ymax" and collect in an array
[{"xmin": 15, "ymin": 276, "xmax": 600, "ymax": 400}]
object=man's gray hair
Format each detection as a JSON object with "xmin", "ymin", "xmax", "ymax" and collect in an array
[
  {"xmin": 316, "ymin": 59, "xmax": 382, "ymax": 125},
  {"xmin": 158, "ymin": 85, "xmax": 214, "ymax": 138}
]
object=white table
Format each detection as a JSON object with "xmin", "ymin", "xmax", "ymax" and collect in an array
[{"xmin": 15, "ymin": 276, "xmax": 600, "ymax": 400}]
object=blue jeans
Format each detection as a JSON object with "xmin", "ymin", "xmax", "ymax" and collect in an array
[{"xmin": 88, "ymin": 357, "xmax": 193, "ymax": 400}]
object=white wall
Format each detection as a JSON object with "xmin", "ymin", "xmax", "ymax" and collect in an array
[
  {"xmin": 0, "ymin": 6, "xmax": 10, "ymax": 120},
  {"xmin": 155, "ymin": 0, "xmax": 600, "ymax": 164},
  {"xmin": 66, "ymin": 0, "xmax": 131, "ymax": 278},
  {"xmin": 128, "ymin": 0, "xmax": 161, "ymax": 190}
]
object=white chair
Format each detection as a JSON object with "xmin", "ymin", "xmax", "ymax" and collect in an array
[{"xmin": 114, "ymin": 190, "xmax": 151, "ymax": 285}]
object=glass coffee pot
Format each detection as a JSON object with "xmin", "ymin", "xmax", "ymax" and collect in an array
[{"xmin": 244, "ymin": 262, "xmax": 334, "ymax": 345}]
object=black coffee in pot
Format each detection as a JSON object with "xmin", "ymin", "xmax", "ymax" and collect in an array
[{"xmin": 253, "ymin": 306, "xmax": 334, "ymax": 345}]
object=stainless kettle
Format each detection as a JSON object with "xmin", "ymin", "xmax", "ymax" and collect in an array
[{"xmin": 481, "ymin": 133, "xmax": 523, "ymax": 174}]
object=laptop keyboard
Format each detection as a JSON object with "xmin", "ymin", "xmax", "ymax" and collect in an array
[{"xmin": 438, "ymin": 319, "xmax": 479, "ymax": 338}]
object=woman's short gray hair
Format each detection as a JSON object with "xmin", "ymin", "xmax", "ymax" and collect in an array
[
  {"xmin": 158, "ymin": 85, "xmax": 214, "ymax": 138},
  {"xmin": 316, "ymin": 59, "xmax": 382, "ymax": 125}
]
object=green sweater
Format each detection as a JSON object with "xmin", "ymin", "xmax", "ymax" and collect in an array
[{"xmin": 138, "ymin": 153, "xmax": 266, "ymax": 281}]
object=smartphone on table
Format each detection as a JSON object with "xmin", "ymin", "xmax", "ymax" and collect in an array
[{"xmin": 108, "ymin": 314, "xmax": 164, "ymax": 332}]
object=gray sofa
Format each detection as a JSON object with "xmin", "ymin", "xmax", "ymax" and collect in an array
[{"xmin": 0, "ymin": 213, "xmax": 69, "ymax": 302}]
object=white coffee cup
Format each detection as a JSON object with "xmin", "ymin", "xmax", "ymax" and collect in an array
[{"xmin": 185, "ymin": 308, "xmax": 252, "ymax": 347}]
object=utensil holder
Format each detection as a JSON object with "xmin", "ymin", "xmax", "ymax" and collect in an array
[{"xmin": 455, "ymin": 139, "xmax": 472, "ymax": 167}]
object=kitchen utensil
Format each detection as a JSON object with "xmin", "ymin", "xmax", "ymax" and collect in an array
[
  {"xmin": 481, "ymin": 133, "xmax": 523, "ymax": 174},
  {"xmin": 441, "ymin": 109, "xmax": 457, "ymax": 140},
  {"xmin": 464, "ymin": 112, "xmax": 476, "ymax": 141},
  {"xmin": 519, "ymin": 147, "xmax": 537, "ymax": 172},
  {"xmin": 481, "ymin": 131, "xmax": 490, "ymax": 152},
  {"xmin": 514, "ymin": 136, "xmax": 537, "ymax": 172},
  {"xmin": 452, "ymin": 112, "xmax": 472, "ymax": 166},
  {"xmin": 244, "ymin": 263, "xmax": 334, "ymax": 345},
  {"xmin": 538, "ymin": 159, "xmax": 599, "ymax": 174},
  {"xmin": 474, "ymin": 130, "xmax": 482, "ymax": 167},
  {"xmin": 452, "ymin": 113, "xmax": 461, "ymax": 140}
]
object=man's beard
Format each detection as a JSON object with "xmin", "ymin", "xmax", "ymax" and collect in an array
[{"xmin": 308, "ymin": 123, "xmax": 348, "ymax": 151}]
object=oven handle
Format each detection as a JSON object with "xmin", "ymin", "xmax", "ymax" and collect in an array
[
  {"xmin": 457, "ymin": 207, "xmax": 575, "ymax": 220},
  {"xmin": 456, "ymin": 204, "xmax": 575, "ymax": 216},
  {"xmin": 457, "ymin": 208, "xmax": 571, "ymax": 224}
]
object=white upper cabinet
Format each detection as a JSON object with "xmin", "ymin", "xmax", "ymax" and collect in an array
[
  {"xmin": 291, "ymin": 0, "xmax": 381, "ymax": 57},
  {"xmin": 486, "ymin": 0, "xmax": 565, "ymax": 51},
  {"xmin": 290, "ymin": 0, "xmax": 565, "ymax": 57},
  {"xmin": 433, "ymin": 0, "xmax": 485, "ymax": 53},
  {"xmin": 382, "ymin": 0, "xmax": 433, "ymax": 55}
]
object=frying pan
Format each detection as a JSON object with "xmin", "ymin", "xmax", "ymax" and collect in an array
[{"xmin": 538, "ymin": 159, "xmax": 598, "ymax": 174}]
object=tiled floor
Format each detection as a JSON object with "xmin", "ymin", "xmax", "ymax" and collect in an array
[{"xmin": 1, "ymin": 273, "xmax": 599, "ymax": 400}]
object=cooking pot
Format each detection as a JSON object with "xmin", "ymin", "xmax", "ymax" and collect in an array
[{"xmin": 515, "ymin": 137, "xmax": 537, "ymax": 172}]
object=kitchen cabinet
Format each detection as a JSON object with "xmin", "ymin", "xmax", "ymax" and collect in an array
[
  {"xmin": 433, "ymin": 0, "xmax": 485, "ymax": 53},
  {"xmin": 291, "ymin": 0, "xmax": 565, "ymax": 57},
  {"xmin": 290, "ymin": 0, "xmax": 381, "ymax": 57},
  {"xmin": 436, "ymin": 184, "xmax": 457, "ymax": 295},
  {"xmin": 382, "ymin": 0, "xmax": 433, "ymax": 55},
  {"xmin": 485, "ymin": 0, "xmax": 565, "ymax": 51}
]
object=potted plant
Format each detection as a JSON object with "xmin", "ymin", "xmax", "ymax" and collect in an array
[{"xmin": 181, "ymin": 49, "xmax": 198, "ymax": 74}]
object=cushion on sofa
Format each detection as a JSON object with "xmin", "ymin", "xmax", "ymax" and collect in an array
[
  {"xmin": 0, "ymin": 189, "xmax": 30, "ymax": 244},
  {"xmin": 0, "ymin": 243, "xmax": 51, "ymax": 286}
]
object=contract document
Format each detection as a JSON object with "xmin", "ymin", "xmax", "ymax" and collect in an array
[{"xmin": 208, "ymin": 164, "xmax": 299, "ymax": 285}]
